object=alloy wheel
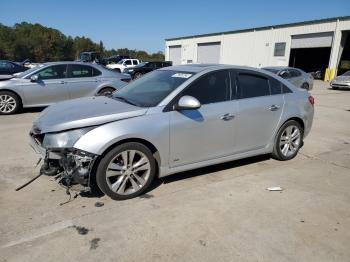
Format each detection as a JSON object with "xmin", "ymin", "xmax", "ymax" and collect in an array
[
  {"xmin": 105, "ymin": 150, "xmax": 151, "ymax": 195},
  {"xmin": 0, "ymin": 95, "xmax": 16, "ymax": 114},
  {"xmin": 279, "ymin": 125, "xmax": 301, "ymax": 157}
]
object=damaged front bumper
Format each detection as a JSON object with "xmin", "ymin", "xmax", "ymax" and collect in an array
[{"xmin": 29, "ymin": 133, "xmax": 97, "ymax": 192}]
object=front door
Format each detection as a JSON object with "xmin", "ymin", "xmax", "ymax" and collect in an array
[
  {"xmin": 22, "ymin": 64, "xmax": 69, "ymax": 106},
  {"xmin": 234, "ymin": 70, "xmax": 284, "ymax": 152},
  {"xmin": 169, "ymin": 70, "xmax": 238, "ymax": 167}
]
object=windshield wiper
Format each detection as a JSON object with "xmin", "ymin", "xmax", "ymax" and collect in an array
[{"xmin": 113, "ymin": 96, "xmax": 138, "ymax": 106}]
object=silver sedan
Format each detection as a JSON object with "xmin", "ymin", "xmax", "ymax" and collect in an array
[
  {"xmin": 0, "ymin": 62, "xmax": 130, "ymax": 114},
  {"xmin": 30, "ymin": 64, "xmax": 314, "ymax": 200},
  {"xmin": 330, "ymin": 70, "xmax": 350, "ymax": 89},
  {"xmin": 263, "ymin": 66, "xmax": 314, "ymax": 90}
]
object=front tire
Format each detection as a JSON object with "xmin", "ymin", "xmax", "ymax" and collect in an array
[
  {"xmin": 0, "ymin": 91, "xmax": 21, "ymax": 115},
  {"xmin": 272, "ymin": 120, "xmax": 303, "ymax": 161},
  {"xmin": 98, "ymin": 87, "xmax": 115, "ymax": 96},
  {"xmin": 133, "ymin": 72, "xmax": 143, "ymax": 80},
  {"xmin": 96, "ymin": 142, "xmax": 156, "ymax": 200}
]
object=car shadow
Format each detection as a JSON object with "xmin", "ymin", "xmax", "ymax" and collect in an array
[
  {"xmin": 82, "ymin": 154, "xmax": 272, "ymax": 200},
  {"xmin": 147, "ymin": 154, "xmax": 271, "ymax": 193},
  {"xmin": 22, "ymin": 107, "xmax": 46, "ymax": 113},
  {"xmin": 327, "ymin": 88, "xmax": 350, "ymax": 91}
]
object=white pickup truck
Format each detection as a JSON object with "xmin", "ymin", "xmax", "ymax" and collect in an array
[{"xmin": 106, "ymin": 59, "xmax": 142, "ymax": 72}]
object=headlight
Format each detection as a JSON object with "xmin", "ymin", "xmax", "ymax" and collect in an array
[{"xmin": 42, "ymin": 127, "xmax": 95, "ymax": 148}]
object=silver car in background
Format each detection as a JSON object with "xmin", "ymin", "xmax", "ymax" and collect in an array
[
  {"xmin": 0, "ymin": 62, "xmax": 130, "ymax": 114},
  {"xmin": 263, "ymin": 66, "xmax": 313, "ymax": 90},
  {"xmin": 330, "ymin": 70, "xmax": 350, "ymax": 89},
  {"xmin": 30, "ymin": 64, "xmax": 314, "ymax": 200}
]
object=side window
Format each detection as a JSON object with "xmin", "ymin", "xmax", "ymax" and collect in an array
[
  {"xmin": 92, "ymin": 68, "xmax": 101, "ymax": 76},
  {"xmin": 132, "ymin": 60, "xmax": 138, "ymax": 65},
  {"xmin": 282, "ymin": 84, "xmax": 293, "ymax": 94},
  {"xmin": 125, "ymin": 60, "xmax": 132, "ymax": 65},
  {"xmin": 238, "ymin": 73, "xmax": 270, "ymax": 99},
  {"xmin": 279, "ymin": 70, "xmax": 291, "ymax": 79},
  {"xmin": 69, "ymin": 65, "xmax": 93, "ymax": 78},
  {"xmin": 37, "ymin": 65, "xmax": 67, "ymax": 80},
  {"xmin": 290, "ymin": 69, "xmax": 301, "ymax": 77},
  {"xmin": 0, "ymin": 62, "xmax": 14, "ymax": 69},
  {"xmin": 269, "ymin": 78, "xmax": 282, "ymax": 95},
  {"xmin": 182, "ymin": 70, "xmax": 230, "ymax": 105}
]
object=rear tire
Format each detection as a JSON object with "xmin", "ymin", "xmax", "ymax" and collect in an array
[
  {"xmin": 301, "ymin": 82, "xmax": 309, "ymax": 90},
  {"xmin": 0, "ymin": 91, "xmax": 21, "ymax": 115},
  {"xmin": 96, "ymin": 142, "xmax": 156, "ymax": 200},
  {"xmin": 272, "ymin": 120, "xmax": 303, "ymax": 161}
]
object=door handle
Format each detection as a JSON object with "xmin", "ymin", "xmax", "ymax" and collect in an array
[
  {"xmin": 220, "ymin": 113, "xmax": 235, "ymax": 121},
  {"xmin": 269, "ymin": 105, "xmax": 280, "ymax": 111},
  {"xmin": 59, "ymin": 81, "xmax": 65, "ymax": 84}
]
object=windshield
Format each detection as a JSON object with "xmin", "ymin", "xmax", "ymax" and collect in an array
[
  {"xmin": 117, "ymin": 60, "xmax": 125, "ymax": 64},
  {"xmin": 15, "ymin": 65, "xmax": 43, "ymax": 78},
  {"xmin": 263, "ymin": 68, "xmax": 279, "ymax": 74},
  {"xmin": 112, "ymin": 70, "xmax": 194, "ymax": 107},
  {"xmin": 342, "ymin": 70, "xmax": 350, "ymax": 76}
]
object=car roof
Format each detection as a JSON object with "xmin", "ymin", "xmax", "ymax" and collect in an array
[
  {"xmin": 160, "ymin": 64, "xmax": 266, "ymax": 73},
  {"xmin": 263, "ymin": 66, "xmax": 301, "ymax": 71}
]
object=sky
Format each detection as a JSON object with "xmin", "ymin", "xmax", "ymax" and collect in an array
[{"xmin": 1, "ymin": 0, "xmax": 349, "ymax": 53}]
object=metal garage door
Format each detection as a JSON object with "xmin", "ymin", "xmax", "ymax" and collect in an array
[
  {"xmin": 197, "ymin": 42, "xmax": 221, "ymax": 63},
  {"xmin": 291, "ymin": 32, "xmax": 334, "ymax": 48},
  {"xmin": 169, "ymin": 45, "xmax": 181, "ymax": 65}
]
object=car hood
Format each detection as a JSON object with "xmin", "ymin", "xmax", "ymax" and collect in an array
[
  {"xmin": 333, "ymin": 75, "xmax": 350, "ymax": 82},
  {"xmin": 33, "ymin": 96, "xmax": 148, "ymax": 133}
]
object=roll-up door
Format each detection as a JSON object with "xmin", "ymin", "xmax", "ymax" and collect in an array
[
  {"xmin": 291, "ymin": 32, "xmax": 334, "ymax": 49},
  {"xmin": 169, "ymin": 45, "xmax": 181, "ymax": 65},
  {"xmin": 197, "ymin": 42, "xmax": 221, "ymax": 63}
]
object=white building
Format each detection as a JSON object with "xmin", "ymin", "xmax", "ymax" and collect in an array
[{"xmin": 165, "ymin": 16, "xmax": 350, "ymax": 80}]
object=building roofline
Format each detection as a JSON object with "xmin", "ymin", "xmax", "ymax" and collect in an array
[{"xmin": 165, "ymin": 16, "xmax": 350, "ymax": 41}]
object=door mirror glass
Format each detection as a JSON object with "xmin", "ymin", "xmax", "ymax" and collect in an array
[
  {"xmin": 30, "ymin": 74, "xmax": 39, "ymax": 82},
  {"xmin": 175, "ymin": 96, "xmax": 201, "ymax": 110}
]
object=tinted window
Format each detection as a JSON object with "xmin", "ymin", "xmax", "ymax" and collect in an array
[
  {"xmin": 125, "ymin": 60, "xmax": 132, "ymax": 65},
  {"xmin": 279, "ymin": 70, "xmax": 291, "ymax": 79},
  {"xmin": 269, "ymin": 78, "xmax": 282, "ymax": 95},
  {"xmin": 37, "ymin": 65, "xmax": 67, "ymax": 80},
  {"xmin": 290, "ymin": 69, "xmax": 301, "ymax": 77},
  {"xmin": 92, "ymin": 68, "xmax": 101, "ymax": 76},
  {"xmin": 238, "ymin": 73, "xmax": 270, "ymax": 99},
  {"xmin": 70, "ymin": 65, "xmax": 93, "ymax": 78},
  {"xmin": 282, "ymin": 84, "xmax": 293, "ymax": 94},
  {"xmin": 0, "ymin": 61, "xmax": 13, "ymax": 69},
  {"xmin": 182, "ymin": 70, "xmax": 230, "ymax": 104},
  {"xmin": 132, "ymin": 60, "xmax": 138, "ymax": 65}
]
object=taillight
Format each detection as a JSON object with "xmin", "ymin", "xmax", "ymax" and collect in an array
[{"xmin": 308, "ymin": 96, "xmax": 315, "ymax": 106}]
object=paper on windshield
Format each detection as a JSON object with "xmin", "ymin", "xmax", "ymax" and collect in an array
[{"xmin": 171, "ymin": 73, "xmax": 192, "ymax": 79}]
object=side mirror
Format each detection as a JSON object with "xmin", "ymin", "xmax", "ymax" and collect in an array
[
  {"xmin": 175, "ymin": 96, "xmax": 201, "ymax": 110},
  {"xmin": 30, "ymin": 75, "xmax": 39, "ymax": 82}
]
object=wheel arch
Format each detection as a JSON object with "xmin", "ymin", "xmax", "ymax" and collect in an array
[
  {"xmin": 0, "ymin": 89, "xmax": 24, "ymax": 107},
  {"xmin": 92, "ymin": 137, "xmax": 161, "ymax": 176}
]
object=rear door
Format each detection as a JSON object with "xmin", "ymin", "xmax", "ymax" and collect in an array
[
  {"xmin": 22, "ymin": 64, "xmax": 69, "ymax": 106},
  {"xmin": 234, "ymin": 70, "xmax": 284, "ymax": 152},
  {"xmin": 65, "ymin": 64, "xmax": 99, "ymax": 99},
  {"xmin": 169, "ymin": 70, "xmax": 238, "ymax": 167}
]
